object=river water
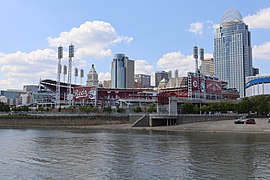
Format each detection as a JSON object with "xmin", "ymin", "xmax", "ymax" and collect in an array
[{"xmin": 1, "ymin": 128, "xmax": 270, "ymax": 179}]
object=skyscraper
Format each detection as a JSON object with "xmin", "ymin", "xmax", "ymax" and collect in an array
[
  {"xmin": 134, "ymin": 74, "xmax": 151, "ymax": 88},
  {"xmin": 175, "ymin": 69, "xmax": 179, "ymax": 78},
  {"xmin": 214, "ymin": 8, "xmax": 252, "ymax": 98},
  {"xmin": 155, "ymin": 71, "xmax": 168, "ymax": 87},
  {"xmin": 168, "ymin": 70, "xmax": 172, "ymax": 80},
  {"xmin": 111, "ymin": 53, "xmax": 134, "ymax": 88},
  {"xmin": 200, "ymin": 57, "xmax": 214, "ymax": 76}
]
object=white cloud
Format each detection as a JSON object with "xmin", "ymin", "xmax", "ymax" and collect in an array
[
  {"xmin": 48, "ymin": 21, "xmax": 133, "ymax": 59},
  {"xmin": 244, "ymin": 8, "xmax": 270, "ymax": 29},
  {"xmin": 253, "ymin": 41, "xmax": 270, "ymax": 60},
  {"xmin": 204, "ymin": 53, "xmax": 213, "ymax": 59},
  {"xmin": 0, "ymin": 77, "xmax": 16, "ymax": 89},
  {"xmin": 0, "ymin": 49, "xmax": 58, "ymax": 89},
  {"xmin": 0, "ymin": 20, "xmax": 132, "ymax": 90},
  {"xmin": 135, "ymin": 60, "xmax": 153, "ymax": 75},
  {"xmin": 187, "ymin": 22, "xmax": 204, "ymax": 35},
  {"xmin": 212, "ymin": 23, "xmax": 220, "ymax": 33},
  {"xmin": 156, "ymin": 51, "xmax": 194, "ymax": 76},
  {"xmin": 98, "ymin": 72, "xmax": 111, "ymax": 81},
  {"xmin": 135, "ymin": 60, "xmax": 155, "ymax": 85}
]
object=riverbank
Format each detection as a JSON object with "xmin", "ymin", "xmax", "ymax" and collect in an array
[
  {"xmin": 0, "ymin": 114, "xmax": 130, "ymax": 128},
  {"xmin": 82, "ymin": 118, "xmax": 270, "ymax": 134},
  {"xmin": 1, "ymin": 114, "xmax": 269, "ymax": 133}
]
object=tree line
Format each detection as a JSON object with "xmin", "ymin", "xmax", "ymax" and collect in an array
[
  {"xmin": 180, "ymin": 95, "xmax": 270, "ymax": 116},
  {"xmin": 0, "ymin": 102, "xmax": 10, "ymax": 112},
  {"xmin": 1, "ymin": 95, "xmax": 270, "ymax": 116}
]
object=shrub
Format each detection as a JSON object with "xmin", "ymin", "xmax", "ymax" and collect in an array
[
  {"xmin": 116, "ymin": 108, "xmax": 125, "ymax": 113},
  {"xmin": 133, "ymin": 106, "xmax": 143, "ymax": 113}
]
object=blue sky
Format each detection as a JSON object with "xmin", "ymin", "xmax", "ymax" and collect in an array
[{"xmin": 1, "ymin": 0, "xmax": 270, "ymax": 89}]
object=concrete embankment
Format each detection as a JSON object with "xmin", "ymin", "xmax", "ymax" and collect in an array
[
  {"xmin": 142, "ymin": 118, "xmax": 270, "ymax": 133},
  {"xmin": 0, "ymin": 113, "xmax": 238, "ymax": 129},
  {"xmin": 0, "ymin": 114, "xmax": 130, "ymax": 128},
  {"xmin": 131, "ymin": 114, "xmax": 238, "ymax": 127}
]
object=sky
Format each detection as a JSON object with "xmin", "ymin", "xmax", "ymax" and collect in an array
[{"xmin": 1, "ymin": 0, "xmax": 270, "ymax": 90}]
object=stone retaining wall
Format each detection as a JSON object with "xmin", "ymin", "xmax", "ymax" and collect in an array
[
  {"xmin": 0, "ymin": 114, "xmax": 238, "ymax": 128},
  {"xmin": 133, "ymin": 114, "xmax": 238, "ymax": 127},
  {"xmin": 177, "ymin": 115, "xmax": 238, "ymax": 124},
  {"xmin": 0, "ymin": 114, "xmax": 130, "ymax": 128}
]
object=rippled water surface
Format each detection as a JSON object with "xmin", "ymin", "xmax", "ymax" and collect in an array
[{"xmin": 1, "ymin": 129, "xmax": 270, "ymax": 179}]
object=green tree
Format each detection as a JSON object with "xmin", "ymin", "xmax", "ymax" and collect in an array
[
  {"xmin": 103, "ymin": 106, "xmax": 112, "ymax": 113},
  {"xmin": 251, "ymin": 95, "xmax": 270, "ymax": 115},
  {"xmin": 181, "ymin": 103, "xmax": 194, "ymax": 114},
  {"xmin": 79, "ymin": 106, "xmax": 98, "ymax": 113},
  {"xmin": 116, "ymin": 108, "xmax": 125, "ymax": 113},
  {"xmin": 237, "ymin": 97, "xmax": 253, "ymax": 114},
  {"xmin": 200, "ymin": 104, "xmax": 209, "ymax": 113},
  {"xmin": 146, "ymin": 103, "xmax": 157, "ymax": 113},
  {"xmin": 209, "ymin": 103, "xmax": 219, "ymax": 112},
  {"xmin": 133, "ymin": 106, "xmax": 143, "ymax": 113},
  {"xmin": 194, "ymin": 104, "xmax": 199, "ymax": 114},
  {"xmin": 12, "ymin": 106, "xmax": 30, "ymax": 112},
  {"xmin": 0, "ymin": 102, "xmax": 10, "ymax": 112}
]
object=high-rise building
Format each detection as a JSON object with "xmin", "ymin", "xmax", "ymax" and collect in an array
[
  {"xmin": 23, "ymin": 85, "xmax": 39, "ymax": 93},
  {"xmin": 102, "ymin": 80, "xmax": 111, "ymax": 88},
  {"xmin": 168, "ymin": 70, "xmax": 172, "ymax": 80},
  {"xmin": 167, "ymin": 77, "xmax": 187, "ymax": 88},
  {"xmin": 175, "ymin": 70, "xmax": 179, "ymax": 78},
  {"xmin": 111, "ymin": 54, "xmax": 134, "ymax": 88},
  {"xmin": 200, "ymin": 58, "xmax": 214, "ymax": 76},
  {"xmin": 252, "ymin": 67, "xmax": 259, "ymax": 76},
  {"xmin": 214, "ymin": 8, "xmax": 252, "ymax": 98},
  {"xmin": 134, "ymin": 74, "xmax": 151, "ymax": 88},
  {"xmin": 155, "ymin": 71, "xmax": 168, "ymax": 87},
  {"xmin": 86, "ymin": 64, "xmax": 99, "ymax": 86}
]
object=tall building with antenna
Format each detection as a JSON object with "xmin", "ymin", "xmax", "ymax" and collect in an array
[{"xmin": 214, "ymin": 8, "xmax": 252, "ymax": 98}]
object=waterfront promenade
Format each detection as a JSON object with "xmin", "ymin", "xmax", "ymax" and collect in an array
[{"xmin": 90, "ymin": 118, "xmax": 270, "ymax": 134}]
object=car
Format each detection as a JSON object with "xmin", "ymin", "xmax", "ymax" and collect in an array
[
  {"xmin": 234, "ymin": 119, "xmax": 245, "ymax": 124},
  {"xmin": 245, "ymin": 118, "xmax": 256, "ymax": 124}
]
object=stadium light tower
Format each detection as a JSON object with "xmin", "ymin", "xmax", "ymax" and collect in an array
[
  {"xmin": 74, "ymin": 67, "xmax": 78, "ymax": 84},
  {"xmin": 80, "ymin": 68, "xmax": 84, "ymax": 85},
  {"xmin": 63, "ymin": 65, "xmax": 67, "ymax": 83},
  {"xmin": 56, "ymin": 46, "xmax": 63, "ymax": 109},
  {"xmin": 193, "ymin": 46, "xmax": 198, "ymax": 74},
  {"xmin": 67, "ymin": 44, "xmax": 74, "ymax": 106}
]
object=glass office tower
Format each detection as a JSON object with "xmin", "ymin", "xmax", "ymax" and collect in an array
[
  {"xmin": 214, "ymin": 8, "xmax": 252, "ymax": 98},
  {"xmin": 111, "ymin": 54, "xmax": 134, "ymax": 88}
]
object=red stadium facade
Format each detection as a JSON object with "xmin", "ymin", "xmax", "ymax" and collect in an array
[
  {"xmin": 40, "ymin": 76, "xmax": 238, "ymax": 107},
  {"xmin": 73, "ymin": 86, "xmax": 156, "ymax": 106},
  {"xmin": 206, "ymin": 79, "xmax": 222, "ymax": 95}
]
